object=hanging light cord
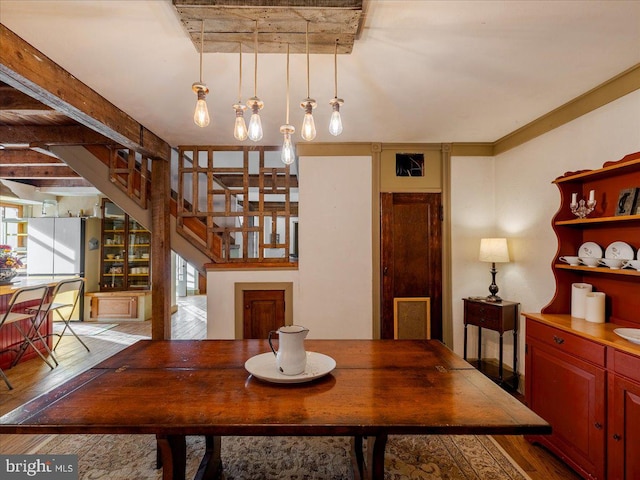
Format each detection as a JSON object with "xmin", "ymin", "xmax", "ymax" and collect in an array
[
  {"xmin": 254, "ymin": 20, "xmax": 258, "ymax": 98},
  {"xmin": 199, "ymin": 20, "xmax": 204, "ymax": 83},
  {"xmin": 305, "ymin": 21, "xmax": 310, "ymax": 98},
  {"xmin": 286, "ymin": 43, "xmax": 290, "ymax": 124},
  {"xmin": 238, "ymin": 42, "xmax": 242, "ymax": 102},
  {"xmin": 334, "ymin": 39, "xmax": 338, "ymax": 98}
]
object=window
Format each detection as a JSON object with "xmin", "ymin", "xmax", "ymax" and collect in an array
[{"xmin": 396, "ymin": 153, "xmax": 424, "ymax": 177}]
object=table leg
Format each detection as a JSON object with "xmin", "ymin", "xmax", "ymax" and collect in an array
[
  {"xmin": 351, "ymin": 435, "xmax": 388, "ymax": 480},
  {"xmin": 194, "ymin": 435, "xmax": 222, "ymax": 480},
  {"xmin": 513, "ymin": 324, "xmax": 519, "ymax": 390},
  {"xmin": 498, "ymin": 332, "xmax": 504, "ymax": 382},
  {"xmin": 351, "ymin": 436, "xmax": 364, "ymax": 480},
  {"xmin": 463, "ymin": 324, "xmax": 468, "ymax": 360},
  {"xmin": 367, "ymin": 434, "xmax": 388, "ymax": 480},
  {"xmin": 156, "ymin": 435, "xmax": 186, "ymax": 480}
]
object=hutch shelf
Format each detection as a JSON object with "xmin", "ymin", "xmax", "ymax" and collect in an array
[
  {"xmin": 100, "ymin": 200, "xmax": 151, "ymax": 291},
  {"xmin": 523, "ymin": 152, "xmax": 640, "ymax": 480}
]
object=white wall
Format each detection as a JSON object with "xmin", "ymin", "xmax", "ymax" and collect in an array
[
  {"xmin": 450, "ymin": 89, "xmax": 640, "ymax": 377},
  {"xmin": 450, "ymin": 156, "xmax": 495, "ymax": 355},
  {"xmin": 207, "ymin": 155, "xmax": 373, "ymax": 340}
]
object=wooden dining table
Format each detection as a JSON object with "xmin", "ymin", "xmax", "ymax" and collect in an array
[{"xmin": 0, "ymin": 339, "xmax": 550, "ymax": 480}]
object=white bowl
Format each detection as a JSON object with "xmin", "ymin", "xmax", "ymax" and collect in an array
[
  {"xmin": 599, "ymin": 258, "xmax": 625, "ymax": 269},
  {"xmin": 559, "ymin": 255, "xmax": 580, "ymax": 266},
  {"xmin": 579, "ymin": 257, "xmax": 601, "ymax": 267},
  {"xmin": 623, "ymin": 259, "xmax": 640, "ymax": 271}
]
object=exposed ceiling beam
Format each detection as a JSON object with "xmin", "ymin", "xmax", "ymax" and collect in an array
[
  {"xmin": 11, "ymin": 178, "xmax": 95, "ymax": 188},
  {"xmin": 0, "ymin": 125, "xmax": 114, "ymax": 146},
  {"xmin": 0, "ymin": 165, "xmax": 80, "ymax": 179},
  {"xmin": 0, "ymin": 24, "xmax": 170, "ymax": 160},
  {"xmin": 174, "ymin": 0, "xmax": 364, "ymax": 54},
  {"xmin": 0, "ymin": 85, "xmax": 53, "ymax": 111},
  {"xmin": 0, "ymin": 149, "xmax": 64, "ymax": 165}
]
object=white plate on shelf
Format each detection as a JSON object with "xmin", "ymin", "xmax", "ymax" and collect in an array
[
  {"xmin": 245, "ymin": 352, "xmax": 336, "ymax": 384},
  {"xmin": 605, "ymin": 241, "xmax": 634, "ymax": 260},
  {"xmin": 578, "ymin": 241, "xmax": 603, "ymax": 258},
  {"xmin": 613, "ymin": 328, "xmax": 640, "ymax": 345}
]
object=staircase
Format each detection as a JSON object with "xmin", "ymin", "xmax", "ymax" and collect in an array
[{"xmin": 49, "ymin": 145, "xmax": 214, "ymax": 273}]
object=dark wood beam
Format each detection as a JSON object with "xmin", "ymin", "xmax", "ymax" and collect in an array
[
  {"xmin": 0, "ymin": 125, "xmax": 113, "ymax": 145},
  {"xmin": 11, "ymin": 178, "xmax": 94, "ymax": 188},
  {"xmin": 151, "ymin": 156, "xmax": 171, "ymax": 339},
  {"xmin": 0, "ymin": 149, "xmax": 64, "ymax": 165},
  {"xmin": 0, "ymin": 86, "xmax": 52, "ymax": 111},
  {"xmin": 247, "ymin": 201, "xmax": 299, "ymax": 216},
  {"xmin": 213, "ymin": 174, "xmax": 299, "ymax": 189},
  {"xmin": 0, "ymin": 25, "xmax": 170, "ymax": 161},
  {"xmin": 0, "ymin": 166, "xmax": 79, "ymax": 179}
]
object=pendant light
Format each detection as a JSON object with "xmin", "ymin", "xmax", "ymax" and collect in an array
[
  {"xmin": 300, "ymin": 21, "xmax": 317, "ymax": 141},
  {"xmin": 192, "ymin": 20, "xmax": 210, "ymax": 128},
  {"xmin": 280, "ymin": 44, "xmax": 296, "ymax": 165},
  {"xmin": 329, "ymin": 39, "xmax": 344, "ymax": 136},
  {"xmin": 247, "ymin": 20, "xmax": 264, "ymax": 142},
  {"xmin": 232, "ymin": 42, "xmax": 248, "ymax": 141}
]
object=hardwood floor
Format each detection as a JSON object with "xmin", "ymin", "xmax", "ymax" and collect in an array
[{"xmin": 0, "ymin": 295, "xmax": 580, "ymax": 480}]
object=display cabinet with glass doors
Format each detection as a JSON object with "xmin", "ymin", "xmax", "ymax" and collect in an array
[{"xmin": 100, "ymin": 200, "xmax": 150, "ymax": 291}]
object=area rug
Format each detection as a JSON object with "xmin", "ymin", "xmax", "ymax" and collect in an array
[
  {"xmin": 34, "ymin": 433, "xmax": 531, "ymax": 480},
  {"xmin": 52, "ymin": 323, "xmax": 118, "ymax": 336}
]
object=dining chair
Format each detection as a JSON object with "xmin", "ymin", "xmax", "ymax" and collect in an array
[
  {"xmin": 32, "ymin": 278, "xmax": 89, "ymax": 353},
  {"xmin": 0, "ymin": 284, "xmax": 52, "ymax": 390}
]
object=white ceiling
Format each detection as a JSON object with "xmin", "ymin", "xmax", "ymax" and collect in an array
[{"xmin": 1, "ymin": 0, "xmax": 639, "ymax": 149}]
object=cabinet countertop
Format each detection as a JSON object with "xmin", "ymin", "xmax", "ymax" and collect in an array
[
  {"xmin": 523, "ymin": 312, "xmax": 640, "ymax": 357},
  {"xmin": 0, "ymin": 276, "xmax": 82, "ymax": 297}
]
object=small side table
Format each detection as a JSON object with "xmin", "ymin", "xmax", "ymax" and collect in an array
[{"xmin": 463, "ymin": 297, "xmax": 520, "ymax": 391}]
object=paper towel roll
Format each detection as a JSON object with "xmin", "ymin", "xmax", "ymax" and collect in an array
[
  {"xmin": 585, "ymin": 292, "xmax": 606, "ymax": 323},
  {"xmin": 571, "ymin": 283, "xmax": 593, "ymax": 318}
]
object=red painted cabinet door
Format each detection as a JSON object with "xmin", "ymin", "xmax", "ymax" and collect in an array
[
  {"xmin": 526, "ymin": 339, "xmax": 606, "ymax": 479},
  {"xmin": 608, "ymin": 374, "xmax": 640, "ymax": 480}
]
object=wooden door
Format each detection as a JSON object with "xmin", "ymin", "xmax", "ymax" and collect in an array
[
  {"xmin": 242, "ymin": 290, "xmax": 285, "ymax": 339},
  {"xmin": 381, "ymin": 193, "xmax": 442, "ymax": 340}
]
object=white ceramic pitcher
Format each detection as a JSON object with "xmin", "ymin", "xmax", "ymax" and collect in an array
[{"xmin": 268, "ymin": 325, "xmax": 309, "ymax": 375}]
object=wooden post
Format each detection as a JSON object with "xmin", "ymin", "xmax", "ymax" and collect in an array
[{"xmin": 151, "ymin": 156, "xmax": 171, "ymax": 339}]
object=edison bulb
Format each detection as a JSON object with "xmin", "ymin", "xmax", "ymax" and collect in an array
[
  {"xmin": 301, "ymin": 112, "xmax": 316, "ymax": 141},
  {"xmin": 300, "ymin": 100, "xmax": 317, "ymax": 141},
  {"xmin": 233, "ymin": 106, "xmax": 248, "ymax": 141},
  {"xmin": 329, "ymin": 110, "xmax": 343, "ymax": 136},
  {"xmin": 248, "ymin": 113, "xmax": 263, "ymax": 141},
  {"xmin": 282, "ymin": 134, "xmax": 295, "ymax": 164},
  {"xmin": 193, "ymin": 97, "xmax": 210, "ymax": 128},
  {"xmin": 329, "ymin": 98, "xmax": 344, "ymax": 136}
]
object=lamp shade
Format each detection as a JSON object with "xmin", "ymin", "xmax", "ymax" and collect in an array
[{"xmin": 479, "ymin": 238, "xmax": 510, "ymax": 263}]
